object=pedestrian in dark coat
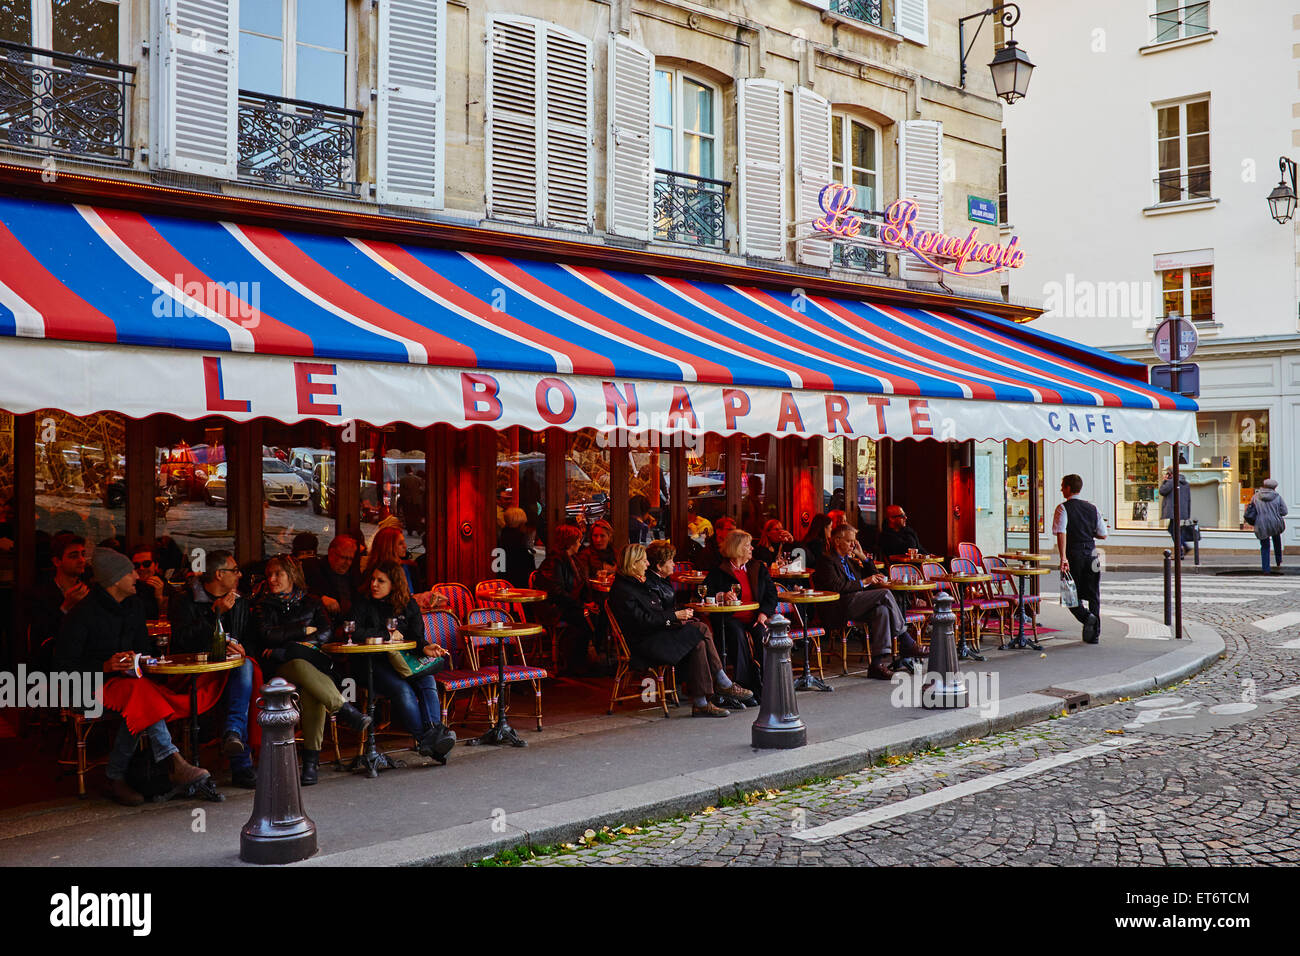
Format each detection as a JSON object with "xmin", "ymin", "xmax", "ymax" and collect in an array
[
  {"xmin": 1159, "ymin": 469, "xmax": 1193, "ymax": 554},
  {"xmin": 1246, "ymin": 478, "xmax": 1288, "ymax": 573}
]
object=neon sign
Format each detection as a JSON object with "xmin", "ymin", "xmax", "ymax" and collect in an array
[{"xmin": 814, "ymin": 184, "xmax": 1025, "ymax": 277}]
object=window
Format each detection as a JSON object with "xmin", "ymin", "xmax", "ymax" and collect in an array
[
  {"xmin": 238, "ymin": 0, "xmax": 348, "ymax": 108},
  {"xmin": 998, "ymin": 128, "xmax": 1009, "ymax": 225},
  {"xmin": 1156, "ymin": 98, "xmax": 1210, "ymax": 203},
  {"xmin": 1115, "ymin": 411, "xmax": 1270, "ymax": 531},
  {"xmin": 1159, "ymin": 265, "xmax": 1213, "ymax": 323},
  {"xmin": 155, "ymin": 418, "xmax": 234, "ymax": 563},
  {"xmin": 1152, "ymin": 1, "xmax": 1209, "ymax": 44},
  {"xmin": 652, "ymin": 67, "xmax": 724, "ymax": 248},
  {"xmin": 33, "ymin": 409, "xmax": 125, "ymax": 545},
  {"xmin": 1, "ymin": 0, "xmax": 123, "ymax": 59},
  {"xmin": 831, "ymin": 114, "xmax": 879, "ymax": 211},
  {"xmin": 1004, "ymin": 440, "xmax": 1043, "ymax": 547}
]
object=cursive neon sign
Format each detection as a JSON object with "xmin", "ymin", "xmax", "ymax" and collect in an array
[{"xmin": 814, "ymin": 184, "xmax": 1025, "ymax": 277}]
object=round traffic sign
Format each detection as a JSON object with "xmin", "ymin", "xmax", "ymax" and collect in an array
[{"xmin": 1153, "ymin": 316, "xmax": 1197, "ymax": 363}]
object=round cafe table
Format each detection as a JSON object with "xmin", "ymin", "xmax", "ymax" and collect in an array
[
  {"xmin": 783, "ymin": 590, "xmax": 838, "ymax": 692},
  {"xmin": 890, "ymin": 554, "xmax": 946, "ymax": 568},
  {"xmin": 489, "ymin": 588, "xmax": 547, "ymax": 605},
  {"xmin": 998, "ymin": 566, "xmax": 1049, "ymax": 651},
  {"xmin": 771, "ymin": 568, "xmax": 812, "ymax": 581},
  {"xmin": 590, "ymin": 577, "xmax": 612, "ymax": 594},
  {"xmin": 144, "ymin": 651, "xmax": 245, "ymax": 768},
  {"xmin": 462, "ymin": 621, "xmax": 546, "ymax": 748},
  {"xmin": 998, "ymin": 552, "xmax": 1054, "ymax": 564},
  {"xmin": 941, "ymin": 573, "xmax": 991, "ymax": 662},
  {"xmin": 322, "ymin": 639, "xmax": 416, "ymax": 777},
  {"xmin": 688, "ymin": 601, "xmax": 760, "ymax": 707},
  {"xmin": 883, "ymin": 579, "xmax": 935, "ymax": 615}
]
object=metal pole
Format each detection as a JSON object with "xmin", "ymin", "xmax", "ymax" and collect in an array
[
  {"xmin": 1162, "ymin": 549, "xmax": 1172, "ymax": 626},
  {"xmin": 1192, "ymin": 518, "xmax": 1200, "ymax": 566},
  {"xmin": 1171, "ymin": 359, "xmax": 1183, "ymax": 639}
]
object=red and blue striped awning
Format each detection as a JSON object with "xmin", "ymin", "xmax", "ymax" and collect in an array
[{"xmin": 0, "ymin": 196, "xmax": 1196, "ymax": 444}]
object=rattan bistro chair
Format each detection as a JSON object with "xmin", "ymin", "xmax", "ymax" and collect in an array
[
  {"xmin": 463, "ymin": 607, "xmax": 548, "ymax": 731},
  {"xmin": 606, "ymin": 611, "xmax": 678, "ymax": 717}
]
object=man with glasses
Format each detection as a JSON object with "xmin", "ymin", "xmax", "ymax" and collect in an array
[
  {"xmin": 168, "ymin": 550, "xmax": 257, "ymax": 788},
  {"xmin": 303, "ymin": 534, "xmax": 360, "ymax": 623},
  {"xmin": 877, "ymin": 505, "xmax": 925, "ymax": 562},
  {"xmin": 130, "ymin": 546, "xmax": 167, "ymax": 622}
]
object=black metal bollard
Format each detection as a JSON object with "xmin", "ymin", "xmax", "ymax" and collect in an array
[
  {"xmin": 751, "ymin": 613, "xmax": 807, "ymax": 749},
  {"xmin": 1192, "ymin": 519, "xmax": 1200, "ymax": 566},
  {"xmin": 922, "ymin": 591, "xmax": 968, "ymax": 709},
  {"xmin": 240, "ymin": 677, "xmax": 317, "ymax": 864},
  {"xmin": 1162, "ymin": 549, "xmax": 1172, "ymax": 625}
]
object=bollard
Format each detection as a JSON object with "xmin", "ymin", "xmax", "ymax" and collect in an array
[
  {"xmin": 240, "ymin": 677, "xmax": 317, "ymax": 864},
  {"xmin": 922, "ymin": 591, "xmax": 968, "ymax": 709},
  {"xmin": 751, "ymin": 612, "xmax": 806, "ymax": 749},
  {"xmin": 1162, "ymin": 549, "xmax": 1172, "ymax": 626},
  {"xmin": 1192, "ymin": 519, "xmax": 1200, "ymax": 566}
]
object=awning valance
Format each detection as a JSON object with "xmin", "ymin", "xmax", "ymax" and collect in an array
[{"xmin": 0, "ymin": 197, "xmax": 1197, "ymax": 444}]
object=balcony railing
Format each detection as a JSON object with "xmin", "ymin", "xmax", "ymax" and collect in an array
[
  {"xmin": 0, "ymin": 39, "xmax": 134, "ymax": 164},
  {"xmin": 237, "ymin": 90, "xmax": 362, "ymax": 195},
  {"xmin": 1150, "ymin": 2, "xmax": 1209, "ymax": 44},
  {"xmin": 654, "ymin": 169, "xmax": 728, "ymax": 250},
  {"xmin": 831, "ymin": 0, "xmax": 884, "ymax": 28},
  {"xmin": 1154, "ymin": 169, "xmax": 1211, "ymax": 204},
  {"xmin": 832, "ymin": 206, "xmax": 889, "ymax": 276}
]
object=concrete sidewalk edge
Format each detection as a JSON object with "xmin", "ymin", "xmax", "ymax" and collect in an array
[{"xmin": 300, "ymin": 615, "xmax": 1225, "ymax": 868}]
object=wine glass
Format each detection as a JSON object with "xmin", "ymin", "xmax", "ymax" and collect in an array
[
  {"xmin": 731, "ymin": 583, "xmax": 741, "ymax": 603},
  {"xmin": 386, "ymin": 616, "xmax": 400, "ymax": 639},
  {"xmin": 154, "ymin": 629, "xmax": 170, "ymax": 664},
  {"xmin": 696, "ymin": 584, "xmax": 707, "ymax": 604},
  {"xmin": 342, "ymin": 620, "xmax": 356, "ymax": 645}
]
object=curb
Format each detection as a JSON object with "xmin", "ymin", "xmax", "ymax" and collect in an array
[{"xmin": 299, "ymin": 612, "xmax": 1225, "ymax": 868}]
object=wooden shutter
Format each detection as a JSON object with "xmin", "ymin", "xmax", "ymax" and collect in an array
[
  {"xmin": 376, "ymin": 0, "xmax": 445, "ymax": 209},
  {"xmin": 895, "ymin": 0, "xmax": 929, "ymax": 45},
  {"xmin": 899, "ymin": 119, "xmax": 943, "ymax": 281},
  {"xmin": 792, "ymin": 86, "xmax": 832, "ymax": 268},
  {"xmin": 541, "ymin": 25, "xmax": 593, "ymax": 230},
  {"xmin": 737, "ymin": 78, "xmax": 786, "ymax": 260},
  {"xmin": 486, "ymin": 15, "xmax": 540, "ymax": 223},
  {"xmin": 606, "ymin": 33, "xmax": 653, "ymax": 240},
  {"xmin": 154, "ymin": 0, "xmax": 237, "ymax": 177}
]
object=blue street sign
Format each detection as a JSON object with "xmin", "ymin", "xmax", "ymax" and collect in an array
[
  {"xmin": 968, "ymin": 195, "xmax": 998, "ymax": 225},
  {"xmin": 1150, "ymin": 362, "xmax": 1200, "ymax": 398}
]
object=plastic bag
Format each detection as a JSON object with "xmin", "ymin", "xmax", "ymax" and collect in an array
[{"xmin": 1059, "ymin": 571, "xmax": 1079, "ymax": 608}]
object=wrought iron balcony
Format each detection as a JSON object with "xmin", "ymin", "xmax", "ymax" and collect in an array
[
  {"xmin": 654, "ymin": 169, "xmax": 728, "ymax": 249},
  {"xmin": 1153, "ymin": 169, "xmax": 1211, "ymax": 204},
  {"xmin": 237, "ymin": 90, "xmax": 362, "ymax": 195},
  {"xmin": 831, "ymin": 0, "xmax": 884, "ymax": 28},
  {"xmin": 832, "ymin": 206, "xmax": 889, "ymax": 276},
  {"xmin": 1150, "ymin": 2, "xmax": 1209, "ymax": 44},
  {"xmin": 0, "ymin": 40, "xmax": 134, "ymax": 164}
]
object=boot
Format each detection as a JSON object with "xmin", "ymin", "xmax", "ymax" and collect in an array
[
  {"xmin": 335, "ymin": 702, "xmax": 373, "ymax": 735},
  {"xmin": 108, "ymin": 777, "xmax": 145, "ymax": 807},
  {"xmin": 300, "ymin": 750, "xmax": 320, "ymax": 787},
  {"xmin": 416, "ymin": 724, "xmax": 456, "ymax": 764},
  {"xmin": 166, "ymin": 751, "xmax": 210, "ymax": 788}
]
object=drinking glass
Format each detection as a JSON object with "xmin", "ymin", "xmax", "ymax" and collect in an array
[
  {"xmin": 731, "ymin": 584, "xmax": 741, "ymax": 602},
  {"xmin": 154, "ymin": 630, "xmax": 170, "ymax": 663},
  {"xmin": 696, "ymin": 584, "xmax": 707, "ymax": 604},
  {"xmin": 342, "ymin": 621, "xmax": 356, "ymax": 645},
  {"xmin": 386, "ymin": 617, "xmax": 400, "ymax": 638}
]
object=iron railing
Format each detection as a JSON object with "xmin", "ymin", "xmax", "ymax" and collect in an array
[
  {"xmin": 654, "ymin": 168, "xmax": 728, "ymax": 249},
  {"xmin": 1154, "ymin": 169, "xmax": 1211, "ymax": 204},
  {"xmin": 831, "ymin": 0, "xmax": 884, "ymax": 28},
  {"xmin": 237, "ymin": 90, "xmax": 362, "ymax": 195},
  {"xmin": 832, "ymin": 206, "xmax": 889, "ymax": 276},
  {"xmin": 0, "ymin": 39, "xmax": 134, "ymax": 163},
  {"xmin": 1150, "ymin": 2, "xmax": 1209, "ymax": 44}
]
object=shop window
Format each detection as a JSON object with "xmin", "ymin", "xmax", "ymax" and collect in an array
[
  {"xmin": 496, "ymin": 428, "xmax": 545, "ymax": 583},
  {"xmin": 629, "ymin": 441, "xmax": 670, "ymax": 544},
  {"xmin": 565, "ymin": 430, "xmax": 610, "ymax": 544},
  {"xmin": 155, "ymin": 418, "xmax": 234, "ymax": 576},
  {"xmin": 262, "ymin": 424, "xmax": 335, "ymax": 559},
  {"xmin": 1, "ymin": 413, "xmax": 13, "ymax": 642},
  {"xmin": 687, "ymin": 435, "xmax": 727, "ymax": 530},
  {"xmin": 1004, "ymin": 439, "xmax": 1043, "ymax": 546},
  {"xmin": 739, "ymin": 437, "xmax": 771, "ymax": 536},
  {"xmin": 974, "ymin": 440, "xmax": 1005, "ymax": 558},
  {"xmin": 360, "ymin": 426, "xmax": 425, "ymax": 557},
  {"xmin": 1116, "ymin": 410, "xmax": 1271, "ymax": 531},
  {"xmin": 34, "ymin": 409, "xmax": 126, "ymax": 548}
]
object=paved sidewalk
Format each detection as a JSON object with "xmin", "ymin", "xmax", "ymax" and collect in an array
[{"xmin": 0, "ymin": 600, "xmax": 1222, "ymax": 867}]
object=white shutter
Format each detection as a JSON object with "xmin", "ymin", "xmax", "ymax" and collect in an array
[
  {"xmin": 895, "ymin": 0, "xmax": 929, "ymax": 45},
  {"xmin": 792, "ymin": 86, "xmax": 832, "ymax": 268},
  {"xmin": 737, "ymin": 78, "xmax": 786, "ymax": 260},
  {"xmin": 377, "ymin": 0, "xmax": 445, "ymax": 209},
  {"xmin": 486, "ymin": 15, "xmax": 540, "ymax": 223},
  {"xmin": 154, "ymin": 0, "xmax": 237, "ymax": 177},
  {"xmin": 899, "ymin": 119, "xmax": 943, "ymax": 281},
  {"xmin": 541, "ymin": 25, "xmax": 593, "ymax": 230},
  {"xmin": 606, "ymin": 34, "xmax": 653, "ymax": 240}
]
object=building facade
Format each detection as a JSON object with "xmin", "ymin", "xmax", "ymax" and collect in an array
[{"xmin": 1003, "ymin": 0, "xmax": 1300, "ymax": 555}]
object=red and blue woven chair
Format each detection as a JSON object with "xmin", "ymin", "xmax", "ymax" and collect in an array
[
  {"xmin": 957, "ymin": 541, "xmax": 986, "ymax": 570},
  {"xmin": 949, "ymin": 557, "xmax": 1009, "ymax": 652},
  {"xmin": 888, "ymin": 564, "xmax": 933, "ymax": 653},
  {"xmin": 430, "ymin": 582, "xmax": 475, "ymax": 626},
  {"xmin": 774, "ymin": 589, "xmax": 826, "ymax": 681},
  {"xmin": 462, "ymin": 607, "xmax": 548, "ymax": 731},
  {"xmin": 986, "ymin": 555, "xmax": 1041, "ymax": 640},
  {"xmin": 606, "ymin": 610, "xmax": 678, "ymax": 717},
  {"xmin": 423, "ymin": 609, "xmax": 496, "ymax": 728}
]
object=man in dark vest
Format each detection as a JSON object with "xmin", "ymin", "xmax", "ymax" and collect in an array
[{"xmin": 1054, "ymin": 474, "xmax": 1108, "ymax": 643}]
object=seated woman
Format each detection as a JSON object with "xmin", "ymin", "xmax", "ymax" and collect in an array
[
  {"xmin": 535, "ymin": 524, "xmax": 597, "ymax": 676},
  {"xmin": 703, "ymin": 529, "xmax": 777, "ymax": 697},
  {"xmin": 644, "ymin": 540, "xmax": 679, "ymax": 608},
  {"xmin": 608, "ymin": 543, "xmax": 751, "ymax": 718},
  {"xmin": 253, "ymin": 554, "xmax": 372, "ymax": 786},
  {"xmin": 363, "ymin": 526, "xmax": 447, "ymax": 613},
  {"xmin": 799, "ymin": 514, "xmax": 833, "ymax": 570},
  {"xmin": 345, "ymin": 560, "xmax": 456, "ymax": 763},
  {"xmin": 753, "ymin": 519, "xmax": 795, "ymax": 567}
]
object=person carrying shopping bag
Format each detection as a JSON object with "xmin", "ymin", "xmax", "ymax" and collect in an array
[{"xmin": 1245, "ymin": 478, "xmax": 1288, "ymax": 574}]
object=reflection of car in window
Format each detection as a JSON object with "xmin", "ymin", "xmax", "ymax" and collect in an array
[{"xmin": 204, "ymin": 459, "xmax": 310, "ymax": 506}]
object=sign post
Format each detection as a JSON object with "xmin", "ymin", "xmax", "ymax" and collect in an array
[{"xmin": 1154, "ymin": 314, "xmax": 1197, "ymax": 639}]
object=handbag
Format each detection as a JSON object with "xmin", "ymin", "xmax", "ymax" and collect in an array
[
  {"xmin": 388, "ymin": 648, "xmax": 449, "ymax": 679},
  {"xmin": 1059, "ymin": 571, "xmax": 1079, "ymax": 608},
  {"xmin": 1244, "ymin": 501, "xmax": 1258, "ymax": 525}
]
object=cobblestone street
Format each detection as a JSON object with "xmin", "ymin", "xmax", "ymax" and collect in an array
[{"xmin": 520, "ymin": 572, "xmax": 1300, "ymax": 866}]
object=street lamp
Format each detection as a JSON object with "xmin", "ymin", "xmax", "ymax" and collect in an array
[
  {"xmin": 1267, "ymin": 156, "xmax": 1297, "ymax": 224},
  {"xmin": 959, "ymin": 4, "xmax": 1035, "ymax": 104}
]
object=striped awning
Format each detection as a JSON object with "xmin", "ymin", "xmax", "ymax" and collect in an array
[{"xmin": 0, "ymin": 196, "xmax": 1196, "ymax": 444}]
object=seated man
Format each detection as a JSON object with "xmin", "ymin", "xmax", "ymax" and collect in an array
[
  {"xmin": 877, "ymin": 505, "xmax": 925, "ymax": 561},
  {"xmin": 31, "ymin": 532, "xmax": 91, "ymax": 664},
  {"xmin": 813, "ymin": 523, "xmax": 922, "ymax": 679},
  {"xmin": 303, "ymin": 534, "xmax": 360, "ymax": 624},
  {"xmin": 168, "ymin": 550, "xmax": 257, "ymax": 788},
  {"xmin": 54, "ymin": 549, "xmax": 209, "ymax": 806},
  {"xmin": 131, "ymin": 546, "xmax": 168, "ymax": 622}
]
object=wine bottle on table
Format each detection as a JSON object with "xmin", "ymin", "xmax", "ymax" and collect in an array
[{"xmin": 209, "ymin": 615, "xmax": 227, "ymax": 663}]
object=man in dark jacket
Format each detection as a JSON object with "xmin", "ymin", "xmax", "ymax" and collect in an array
[
  {"xmin": 877, "ymin": 505, "xmax": 925, "ymax": 561},
  {"xmin": 130, "ymin": 545, "xmax": 168, "ymax": 621},
  {"xmin": 1159, "ymin": 469, "xmax": 1193, "ymax": 556},
  {"xmin": 168, "ymin": 550, "xmax": 256, "ymax": 787},
  {"xmin": 30, "ymin": 532, "xmax": 91, "ymax": 665},
  {"xmin": 1054, "ymin": 474, "xmax": 1108, "ymax": 643},
  {"xmin": 536, "ymin": 525, "xmax": 597, "ymax": 676},
  {"xmin": 303, "ymin": 534, "xmax": 360, "ymax": 622},
  {"xmin": 813, "ymin": 523, "xmax": 918, "ymax": 679},
  {"xmin": 55, "ymin": 549, "xmax": 210, "ymax": 806}
]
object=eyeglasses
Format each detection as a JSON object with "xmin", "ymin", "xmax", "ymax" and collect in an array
[
  {"xmin": 217, "ymin": 566, "xmax": 241, "ymax": 576},
  {"xmin": 133, "ymin": 560, "xmax": 154, "ymax": 569}
]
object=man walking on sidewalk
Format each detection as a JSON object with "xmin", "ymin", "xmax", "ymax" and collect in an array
[{"xmin": 1054, "ymin": 474, "xmax": 1107, "ymax": 644}]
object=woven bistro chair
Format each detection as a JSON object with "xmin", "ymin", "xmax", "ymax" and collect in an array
[
  {"xmin": 986, "ymin": 555, "xmax": 1042, "ymax": 640},
  {"xmin": 429, "ymin": 582, "xmax": 475, "ymax": 641},
  {"xmin": 888, "ymin": 563, "xmax": 933, "ymax": 653},
  {"xmin": 956, "ymin": 541, "xmax": 986, "ymax": 570},
  {"xmin": 475, "ymin": 578, "xmax": 545, "ymax": 659},
  {"xmin": 949, "ymin": 557, "xmax": 1009, "ymax": 651},
  {"xmin": 606, "ymin": 609, "xmax": 678, "ymax": 717},
  {"xmin": 421, "ymin": 609, "xmax": 495, "ymax": 729},
  {"xmin": 463, "ymin": 607, "xmax": 548, "ymax": 731},
  {"xmin": 773, "ymin": 583, "xmax": 827, "ymax": 680}
]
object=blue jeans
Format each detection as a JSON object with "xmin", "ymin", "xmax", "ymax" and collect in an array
[
  {"xmin": 1261, "ymin": 535, "xmax": 1283, "ymax": 572},
  {"xmin": 222, "ymin": 659, "xmax": 255, "ymax": 770},
  {"xmin": 106, "ymin": 714, "xmax": 178, "ymax": 781},
  {"xmin": 370, "ymin": 658, "xmax": 441, "ymax": 736}
]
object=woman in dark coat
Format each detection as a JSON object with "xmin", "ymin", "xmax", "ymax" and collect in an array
[
  {"xmin": 800, "ymin": 514, "xmax": 833, "ymax": 570},
  {"xmin": 608, "ymin": 542, "xmax": 751, "ymax": 718},
  {"xmin": 253, "ymin": 554, "xmax": 371, "ymax": 785},
  {"xmin": 535, "ymin": 524, "xmax": 597, "ymax": 676},
  {"xmin": 704, "ymin": 529, "xmax": 777, "ymax": 696}
]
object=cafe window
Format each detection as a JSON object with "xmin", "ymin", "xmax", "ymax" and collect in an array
[
  {"xmin": 565, "ymin": 429, "xmax": 610, "ymax": 545},
  {"xmin": 1115, "ymin": 410, "xmax": 1271, "ymax": 531},
  {"xmin": 155, "ymin": 418, "xmax": 234, "ymax": 574},
  {"xmin": 0, "ymin": 411, "xmax": 12, "ymax": 510},
  {"xmin": 822, "ymin": 437, "xmax": 846, "ymax": 520},
  {"xmin": 360, "ymin": 426, "xmax": 425, "ymax": 557},
  {"xmin": 687, "ymin": 435, "xmax": 727, "ymax": 528},
  {"xmin": 33, "ymin": 409, "xmax": 125, "ymax": 547},
  {"xmin": 628, "ymin": 440, "xmax": 670, "ymax": 545},
  {"xmin": 739, "ymin": 436, "xmax": 771, "ymax": 536},
  {"xmin": 856, "ymin": 438, "xmax": 878, "ymax": 531},
  {"xmin": 1159, "ymin": 264, "xmax": 1213, "ymax": 324},
  {"xmin": 496, "ymin": 428, "xmax": 545, "ymax": 581},
  {"xmin": 974, "ymin": 440, "xmax": 1006, "ymax": 559},
  {"xmin": 261, "ymin": 424, "xmax": 335, "ymax": 559},
  {"xmin": 1004, "ymin": 439, "xmax": 1043, "ymax": 547}
]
